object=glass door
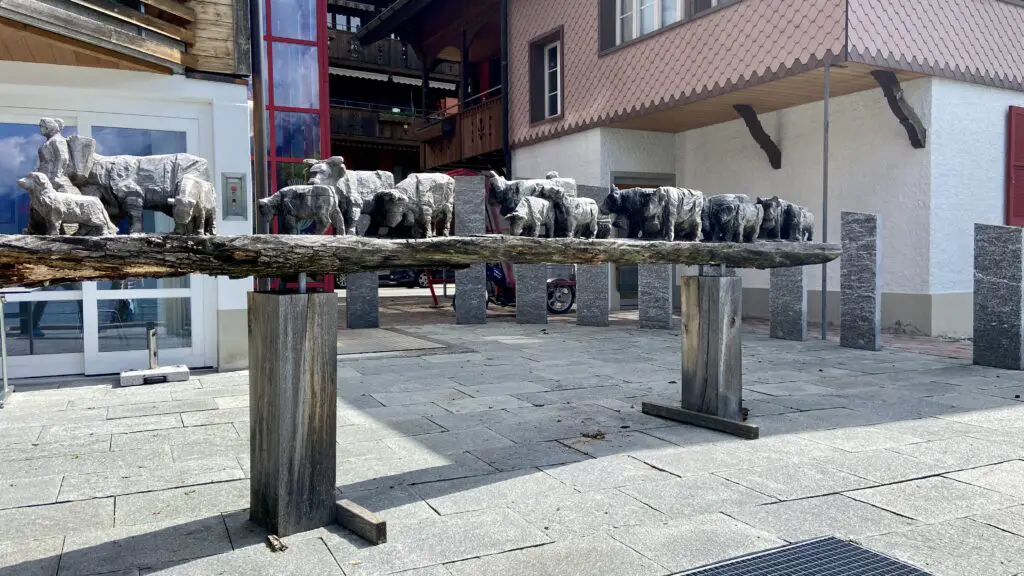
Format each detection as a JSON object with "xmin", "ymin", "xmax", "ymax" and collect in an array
[
  {"xmin": 81, "ymin": 114, "xmax": 207, "ymax": 375},
  {"xmin": 0, "ymin": 112, "xmax": 86, "ymax": 378}
]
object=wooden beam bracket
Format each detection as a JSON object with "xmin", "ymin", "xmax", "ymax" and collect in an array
[
  {"xmin": 871, "ymin": 70, "xmax": 927, "ymax": 149},
  {"xmin": 733, "ymin": 104, "xmax": 782, "ymax": 170}
]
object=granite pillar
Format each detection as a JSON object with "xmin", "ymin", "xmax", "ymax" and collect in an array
[
  {"xmin": 974, "ymin": 224, "xmax": 1024, "ymax": 370},
  {"xmin": 454, "ymin": 176, "xmax": 487, "ymax": 325},
  {"xmin": 840, "ymin": 212, "xmax": 882, "ymax": 351},
  {"xmin": 770, "ymin": 266, "xmax": 808, "ymax": 341},
  {"xmin": 639, "ymin": 264, "xmax": 673, "ymax": 329},
  {"xmin": 515, "ymin": 264, "xmax": 548, "ymax": 324},
  {"xmin": 345, "ymin": 271, "xmax": 379, "ymax": 329},
  {"xmin": 577, "ymin": 264, "xmax": 610, "ymax": 327}
]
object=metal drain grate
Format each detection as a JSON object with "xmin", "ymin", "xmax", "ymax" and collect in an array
[{"xmin": 676, "ymin": 536, "xmax": 932, "ymax": 575}]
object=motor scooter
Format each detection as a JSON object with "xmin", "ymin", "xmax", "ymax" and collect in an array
[{"xmin": 452, "ymin": 264, "xmax": 576, "ymax": 314}]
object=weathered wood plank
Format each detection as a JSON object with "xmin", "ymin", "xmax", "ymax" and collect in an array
[
  {"xmin": 71, "ymin": 0, "xmax": 196, "ymax": 44},
  {"xmin": 0, "ymin": 234, "xmax": 842, "ymax": 288},
  {"xmin": 232, "ymin": 0, "xmax": 249, "ymax": 75},
  {"xmin": 641, "ymin": 402, "xmax": 759, "ymax": 440},
  {"xmin": 249, "ymin": 292, "xmax": 337, "ymax": 537},
  {"xmin": 140, "ymin": 0, "xmax": 196, "ymax": 22},
  {"xmin": 336, "ymin": 499, "xmax": 387, "ymax": 545},
  {"xmin": 679, "ymin": 277, "xmax": 743, "ymax": 423}
]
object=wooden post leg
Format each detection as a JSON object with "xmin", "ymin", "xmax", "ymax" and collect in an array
[
  {"xmin": 643, "ymin": 275, "xmax": 759, "ymax": 439},
  {"xmin": 249, "ymin": 292, "xmax": 337, "ymax": 536}
]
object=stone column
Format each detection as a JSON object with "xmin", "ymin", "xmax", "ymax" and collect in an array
[
  {"xmin": 770, "ymin": 266, "xmax": 808, "ymax": 341},
  {"xmin": 345, "ymin": 271, "xmax": 379, "ymax": 329},
  {"xmin": 454, "ymin": 176, "xmax": 486, "ymax": 325},
  {"xmin": 974, "ymin": 224, "xmax": 1024, "ymax": 370},
  {"xmin": 515, "ymin": 264, "xmax": 548, "ymax": 324},
  {"xmin": 577, "ymin": 264, "xmax": 610, "ymax": 327},
  {"xmin": 249, "ymin": 292, "xmax": 337, "ymax": 536},
  {"xmin": 639, "ymin": 264, "xmax": 673, "ymax": 329},
  {"xmin": 840, "ymin": 212, "xmax": 881, "ymax": 351}
]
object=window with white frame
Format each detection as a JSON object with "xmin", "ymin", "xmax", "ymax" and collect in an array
[
  {"xmin": 544, "ymin": 41, "xmax": 561, "ymax": 118},
  {"xmin": 606, "ymin": 0, "xmax": 733, "ymax": 49}
]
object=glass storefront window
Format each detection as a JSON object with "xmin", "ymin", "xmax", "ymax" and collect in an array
[
  {"xmin": 272, "ymin": 43, "xmax": 319, "ymax": 109},
  {"xmin": 270, "ymin": 0, "xmax": 317, "ymax": 40},
  {"xmin": 0, "ymin": 122, "xmax": 77, "ymax": 235},
  {"xmin": 3, "ymin": 296, "xmax": 84, "ymax": 356},
  {"xmin": 273, "ymin": 112, "xmax": 321, "ymax": 159},
  {"xmin": 276, "ymin": 162, "xmax": 309, "ymax": 187},
  {"xmin": 97, "ymin": 297, "xmax": 191, "ymax": 353}
]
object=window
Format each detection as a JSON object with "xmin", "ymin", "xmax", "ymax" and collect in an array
[
  {"xmin": 544, "ymin": 42, "xmax": 561, "ymax": 119},
  {"xmin": 601, "ymin": 0, "xmax": 734, "ymax": 50},
  {"xmin": 529, "ymin": 28, "xmax": 564, "ymax": 123}
]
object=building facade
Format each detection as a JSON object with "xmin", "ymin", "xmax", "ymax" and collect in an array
[
  {"xmin": 508, "ymin": 0, "xmax": 1024, "ymax": 337},
  {"xmin": 0, "ymin": 0, "xmax": 254, "ymax": 378}
]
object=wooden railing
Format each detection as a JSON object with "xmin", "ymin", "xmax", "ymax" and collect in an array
[
  {"xmin": 419, "ymin": 94, "xmax": 503, "ymax": 170},
  {"xmin": 330, "ymin": 106, "xmax": 418, "ymax": 145},
  {"xmin": 328, "ymin": 30, "xmax": 459, "ymax": 77}
]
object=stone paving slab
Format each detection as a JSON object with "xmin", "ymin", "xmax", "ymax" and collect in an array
[
  {"xmin": 716, "ymin": 462, "xmax": 876, "ymax": 501},
  {"xmin": 946, "ymin": 460, "xmax": 1024, "ymax": 497},
  {"xmin": 0, "ymin": 536, "xmax": 63, "ymax": 576},
  {"xmin": 509, "ymin": 488, "xmax": 668, "ymax": 540},
  {"xmin": 858, "ymin": 518, "xmax": 1024, "ymax": 576},
  {"xmin": 470, "ymin": 440, "xmax": 590, "ymax": 472},
  {"xmin": 621, "ymin": 474, "xmax": 776, "ymax": 518},
  {"xmin": 446, "ymin": 533, "xmax": 666, "ymax": 576},
  {"xmin": 845, "ymin": 477, "xmax": 1022, "ymax": 523},
  {"xmin": 730, "ymin": 494, "xmax": 918, "ymax": 542},
  {"xmin": 114, "ymin": 480, "xmax": 249, "ymax": 527},
  {"xmin": 971, "ymin": 504, "xmax": 1024, "ymax": 537},
  {"xmin": 0, "ymin": 498, "xmax": 113, "ymax": 541},
  {"xmin": 0, "ymin": 475, "xmax": 62, "ymax": 510},
  {"xmin": 141, "ymin": 536, "xmax": 342, "ymax": 575},
  {"xmin": 813, "ymin": 448, "xmax": 955, "ymax": 484},
  {"xmin": 539, "ymin": 454, "xmax": 674, "ymax": 491},
  {"xmin": 411, "ymin": 469, "xmax": 578, "ymax": 516}
]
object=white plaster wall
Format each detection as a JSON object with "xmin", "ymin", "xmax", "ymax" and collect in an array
[
  {"xmin": 930, "ymin": 78, "xmax": 1023, "ymax": 294},
  {"xmin": 676, "ymin": 77, "xmax": 934, "ymax": 294},
  {"xmin": 0, "ymin": 61, "xmax": 253, "ymax": 368},
  {"xmin": 600, "ymin": 128, "xmax": 677, "ymax": 186},
  {"xmin": 512, "ymin": 129, "xmax": 603, "ymax": 184}
]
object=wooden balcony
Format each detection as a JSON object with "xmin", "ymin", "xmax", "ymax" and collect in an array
[
  {"xmin": 328, "ymin": 29, "xmax": 458, "ymax": 77},
  {"xmin": 330, "ymin": 104, "xmax": 419, "ymax": 148},
  {"xmin": 417, "ymin": 93, "xmax": 503, "ymax": 170},
  {"xmin": 0, "ymin": 0, "xmax": 250, "ymax": 75}
]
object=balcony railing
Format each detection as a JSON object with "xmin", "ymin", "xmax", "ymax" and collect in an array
[
  {"xmin": 330, "ymin": 103, "xmax": 418, "ymax": 144},
  {"xmin": 329, "ymin": 30, "xmax": 459, "ymax": 77},
  {"xmin": 416, "ymin": 88, "xmax": 504, "ymax": 170}
]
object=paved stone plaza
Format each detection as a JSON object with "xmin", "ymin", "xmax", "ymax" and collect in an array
[{"xmin": 2, "ymin": 322, "xmax": 1024, "ymax": 575}]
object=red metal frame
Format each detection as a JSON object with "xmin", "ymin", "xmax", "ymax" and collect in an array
[{"xmin": 263, "ymin": 0, "xmax": 334, "ymax": 292}]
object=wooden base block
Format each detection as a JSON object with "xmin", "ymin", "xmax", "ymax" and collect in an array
[
  {"xmin": 336, "ymin": 499, "xmax": 387, "ymax": 545},
  {"xmin": 642, "ymin": 401, "xmax": 759, "ymax": 440}
]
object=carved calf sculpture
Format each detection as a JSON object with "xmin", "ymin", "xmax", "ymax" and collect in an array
[
  {"xmin": 704, "ymin": 194, "xmax": 763, "ymax": 243},
  {"xmin": 756, "ymin": 196, "xmax": 787, "ymax": 240},
  {"xmin": 395, "ymin": 173, "xmax": 455, "ymax": 237},
  {"xmin": 600, "ymin": 186, "xmax": 653, "ymax": 239},
  {"xmin": 306, "ymin": 156, "xmax": 395, "ymax": 235},
  {"xmin": 258, "ymin": 184, "xmax": 344, "ymax": 235},
  {"xmin": 504, "ymin": 189, "xmax": 555, "ymax": 238},
  {"xmin": 782, "ymin": 203, "xmax": 815, "ymax": 241},
  {"xmin": 535, "ymin": 184, "xmax": 600, "ymax": 238},
  {"xmin": 483, "ymin": 170, "xmax": 577, "ymax": 218},
  {"xmin": 17, "ymin": 172, "xmax": 118, "ymax": 236},
  {"xmin": 369, "ymin": 180, "xmax": 438, "ymax": 238},
  {"xmin": 167, "ymin": 175, "xmax": 217, "ymax": 235},
  {"xmin": 645, "ymin": 187, "xmax": 705, "ymax": 242}
]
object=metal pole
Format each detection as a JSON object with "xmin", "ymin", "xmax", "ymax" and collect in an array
[
  {"xmin": 821, "ymin": 63, "xmax": 831, "ymax": 340},
  {"xmin": 0, "ymin": 295, "xmax": 8, "ymax": 406},
  {"xmin": 147, "ymin": 322, "xmax": 158, "ymax": 370},
  {"xmin": 250, "ymin": 0, "xmax": 271, "ymax": 292},
  {"xmin": 298, "ymin": 272, "xmax": 307, "ymax": 294}
]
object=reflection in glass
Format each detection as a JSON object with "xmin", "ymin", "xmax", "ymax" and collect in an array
[
  {"xmin": 276, "ymin": 162, "xmax": 309, "ymax": 187},
  {"xmin": 0, "ymin": 122, "xmax": 77, "ymax": 236},
  {"xmin": 97, "ymin": 297, "xmax": 191, "ymax": 353},
  {"xmin": 272, "ymin": 43, "xmax": 319, "ymax": 109},
  {"xmin": 270, "ymin": 0, "xmax": 316, "ymax": 40},
  {"xmin": 3, "ymin": 292, "xmax": 84, "ymax": 356},
  {"xmin": 273, "ymin": 112, "xmax": 321, "ymax": 159},
  {"xmin": 92, "ymin": 127, "xmax": 190, "ymax": 289}
]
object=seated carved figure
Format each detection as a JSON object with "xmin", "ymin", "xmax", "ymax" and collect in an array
[
  {"xmin": 17, "ymin": 172, "xmax": 117, "ymax": 236},
  {"xmin": 258, "ymin": 184, "xmax": 344, "ymax": 235},
  {"xmin": 534, "ymin": 183, "xmax": 599, "ymax": 238},
  {"xmin": 782, "ymin": 203, "xmax": 815, "ymax": 241},
  {"xmin": 504, "ymin": 191, "xmax": 555, "ymax": 238},
  {"xmin": 167, "ymin": 175, "xmax": 217, "ymax": 235}
]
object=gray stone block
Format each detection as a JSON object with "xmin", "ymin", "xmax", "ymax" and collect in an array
[
  {"xmin": 770, "ymin": 266, "xmax": 807, "ymax": 341},
  {"xmin": 577, "ymin": 264, "xmax": 610, "ymax": 327},
  {"xmin": 454, "ymin": 176, "xmax": 487, "ymax": 325},
  {"xmin": 119, "ymin": 365, "xmax": 190, "ymax": 387},
  {"xmin": 639, "ymin": 264, "xmax": 673, "ymax": 329},
  {"xmin": 974, "ymin": 224, "xmax": 1024, "ymax": 369},
  {"xmin": 840, "ymin": 212, "xmax": 882, "ymax": 350},
  {"xmin": 514, "ymin": 264, "xmax": 548, "ymax": 324},
  {"xmin": 845, "ymin": 476, "xmax": 1018, "ymax": 523},
  {"xmin": 346, "ymin": 271, "xmax": 379, "ymax": 329}
]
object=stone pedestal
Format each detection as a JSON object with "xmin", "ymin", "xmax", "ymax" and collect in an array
[
  {"xmin": 642, "ymin": 274, "xmax": 758, "ymax": 439},
  {"xmin": 639, "ymin": 264, "xmax": 673, "ymax": 329},
  {"xmin": 454, "ymin": 176, "xmax": 487, "ymax": 325},
  {"xmin": 515, "ymin": 264, "xmax": 548, "ymax": 324},
  {"xmin": 840, "ymin": 212, "xmax": 881, "ymax": 351},
  {"xmin": 974, "ymin": 224, "xmax": 1024, "ymax": 370},
  {"xmin": 576, "ymin": 264, "xmax": 610, "ymax": 327},
  {"xmin": 345, "ymin": 271, "xmax": 379, "ymax": 329},
  {"xmin": 249, "ymin": 292, "xmax": 337, "ymax": 537},
  {"xmin": 770, "ymin": 266, "xmax": 807, "ymax": 341}
]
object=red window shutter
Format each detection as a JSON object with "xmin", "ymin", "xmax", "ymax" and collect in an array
[{"xmin": 1008, "ymin": 106, "xmax": 1024, "ymax": 226}]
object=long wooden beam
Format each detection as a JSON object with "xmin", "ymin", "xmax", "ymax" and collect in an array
[{"xmin": 0, "ymin": 234, "xmax": 842, "ymax": 288}]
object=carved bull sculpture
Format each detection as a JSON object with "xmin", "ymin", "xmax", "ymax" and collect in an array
[
  {"xmin": 395, "ymin": 173, "xmax": 455, "ymax": 237},
  {"xmin": 504, "ymin": 192, "xmax": 555, "ymax": 238},
  {"xmin": 756, "ymin": 196, "xmax": 787, "ymax": 240},
  {"xmin": 600, "ymin": 186, "xmax": 654, "ymax": 239},
  {"xmin": 368, "ymin": 178, "xmax": 440, "ymax": 239},
  {"xmin": 167, "ymin": 175, "xmax": 217, "ymax": 235},
  {"xmin": 305, "ymin": 156, "xmax": 394, "ymax": 235},
  {"xmin": 483, "ymin": 170, "xmax": 577, "ymax": 218},
  {"xmin": 534, "ymin": 183, "xmax": 600, "ymax": 238},
  {"xmin": 66, "ymin": 135, "xmax": 216, "ymax": 235},
  {"xmin": 782, "ymin": 203, "xmax": 815, "ymax": 241},
  {"xmin": 704, "ymin": 194, "xmax": 763, "ymax": 243},
  {"xmin": 646, "ymin": 187, "xmax": 705, "ymax": 242},
  {"xmin": 17, "ymin": 172, "xmax": 118, "ymax": 236},
  {"xmin": 257, "ymin": 184, "xmax": 344, "ymax": 235}
]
